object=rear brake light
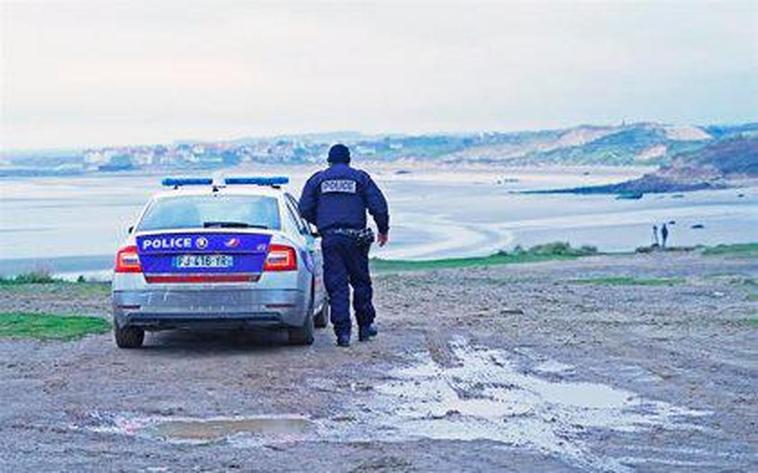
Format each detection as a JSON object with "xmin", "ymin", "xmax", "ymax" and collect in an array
[
  {"xmin": 115, "ymin": 245, "xmax": 142, "ymax": 273},
  {"xmin": 263, "ymin": 244, "xmax": 297, "ymax": 271}
]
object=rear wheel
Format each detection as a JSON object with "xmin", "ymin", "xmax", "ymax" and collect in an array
[
  {"xmin": 114, "ymin": 324, "xmax": 145, "ymax": 349},
  {"xmin": 314, "ymin": 301, "xmax": 329, "ymax": 328},
  {"xmin": 288, "ymin": 311, "xmax": 315, "ymax": 345}
]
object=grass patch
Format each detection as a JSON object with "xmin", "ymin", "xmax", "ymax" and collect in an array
[
  {"xmin": 702, "ymin": 243, "xmax": 758, "ymax": 258},
  {"xmin": 569, "ymin": 276, "xmax": 685, "ymax": 286},
  {"xmin": 372, "ymin": 242, "xmax": 598, "ymax": 272},
  {"xmin": 0, "ymin": 269, "xmax": 107, "ymax": 296},
  {"xmin": 0, "ymin": 270, "xmax": 99, "ymax": 286},
  {"xmin": 0, "ymin": 312, "xmax": 111, "ymax": 340},
  {"xmin": 0, "ymin": 270, "xmax": 60, "ymax": 285},
  {"xmin": 0, "ymin": 281, "xmax": 110, "ymax": 297}
]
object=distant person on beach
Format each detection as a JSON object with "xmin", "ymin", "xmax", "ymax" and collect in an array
[
  {"xmin": 652, "ymin": 225, "xmax": 659, "ymax": 246},
  {"xmin": 661, "ymin": 223, "xmax": 669, "ymax": 248}
]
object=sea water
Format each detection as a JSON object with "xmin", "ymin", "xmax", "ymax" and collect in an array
[{"xmin": 1, "ymin": 165, "xmax": 756, "ymax": 277}]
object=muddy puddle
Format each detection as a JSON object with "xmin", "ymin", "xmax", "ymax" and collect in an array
[
  {"xmin": 355, "ymin": 337, "xmax": 709, "ymax": 472},
  {"xmin": 147, "ymin": 417, "xmax": 315, "ymax": 442},
  {"xmin": 81, "ymin": 414, "xmax": 316, "ymax": 445}
]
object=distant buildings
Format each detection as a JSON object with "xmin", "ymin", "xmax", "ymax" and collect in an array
[{"xmin": 7, "ymin": 122, "xmax": 752, "ymax": 178}]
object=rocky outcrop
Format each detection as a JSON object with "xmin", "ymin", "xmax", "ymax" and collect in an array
[{"xmin": 535, "ymin": 136, "xmax": 757, "ymax": 195}]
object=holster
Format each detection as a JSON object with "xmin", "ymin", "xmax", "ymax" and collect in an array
[
  {"xmin": 326, "ymin": 227, "xmax": 375, "ymax": 248},
  {"xmin": 355, "ymin": 228, "xmax": 376, "ymax": 248}
]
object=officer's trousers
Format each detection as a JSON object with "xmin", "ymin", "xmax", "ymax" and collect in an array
[{"xmin": 321, "ymin": 234, "xmax": 376, "ymax": 336}]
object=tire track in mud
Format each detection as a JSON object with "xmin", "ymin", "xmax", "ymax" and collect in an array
[{"xmin": 356, "ymin": 336, "xmax": 713, "ymax": 472}]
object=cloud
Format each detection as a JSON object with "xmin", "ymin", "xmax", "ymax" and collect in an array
[{"xmin": 1, "ymin": 0, "xmax": 756, "ymax": 149}]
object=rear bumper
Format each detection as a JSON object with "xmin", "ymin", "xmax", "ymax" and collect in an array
[{"xmin": 112, "ymin": 288, "xmax": 308, "ymax": 330}]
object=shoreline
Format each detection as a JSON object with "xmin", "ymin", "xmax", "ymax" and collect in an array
[{"xmin": 2, "ymin": 166, "xmax": 755, "ymax": 274}]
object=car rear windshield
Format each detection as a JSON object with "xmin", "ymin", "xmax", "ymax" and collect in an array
[{"xmin": 138, "ymin": 195, "xmax": 281, "ymax": 232}]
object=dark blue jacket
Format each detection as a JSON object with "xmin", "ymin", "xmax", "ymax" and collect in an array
[{"xmin": 298, "ymin": 163, "xmax": 389, "ymax": 234}]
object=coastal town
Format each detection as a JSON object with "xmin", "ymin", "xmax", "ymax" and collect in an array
[
  {"xmin": 3, "ymin": 122, "xmax": 755, "ymax": 177},
  {"xmin": 1, "ymin": 132, "xmax": 460, "ymax": 175}
]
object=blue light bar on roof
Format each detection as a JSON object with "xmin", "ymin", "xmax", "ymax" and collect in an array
[
  {"xmin": 225, "ymin": 176, "xmax": 289, "ymax": 186},
  {"xmin": 162, "ymin": 177, "xmax": 213, "ymax": 187},
  {"xmin": 161, "ymin": 176, "xmax": 289, "ymax": 188}
]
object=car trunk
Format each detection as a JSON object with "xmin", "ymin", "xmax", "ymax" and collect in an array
[{"xmin": 136, "ymin": 231, "xmax": 272, "ymax": 283}]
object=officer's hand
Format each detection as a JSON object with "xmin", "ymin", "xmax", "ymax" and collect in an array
[{"xmin": 377, "ymin": 233, "xmax": 389, "ymax": 247}]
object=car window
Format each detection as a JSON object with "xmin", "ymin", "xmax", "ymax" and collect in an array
[
  {"xmin": 285, "ymin": 194, "xmax": 308, "ymax": 226},
  {"xmin": 283, "ymin": 194, "xmax": 309, "ymax": 235},
  {"xmin": 286, "ymin": 193, "xmax": 317, "ymax": 236},
  {"xmin": 138, "ymin": 195, "xmax": 281, "ymax": 231}
]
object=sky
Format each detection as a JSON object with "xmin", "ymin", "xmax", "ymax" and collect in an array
[{"xmin": 1, "ymin": 0, "xmax": 757, "ymax": 150}]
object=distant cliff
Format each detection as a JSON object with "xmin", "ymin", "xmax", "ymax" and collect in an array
[
  {"xmin": 439, "ymin": 122, "xmax": 757, "ymax": 166},
  {"xmin": 534, "ymin": 136, "xmax": 758, "ymax": 195}
]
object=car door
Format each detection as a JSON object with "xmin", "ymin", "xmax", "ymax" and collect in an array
[{"xmin": 284, "ymin": 193, "xmax": 326, "ymax": 310}]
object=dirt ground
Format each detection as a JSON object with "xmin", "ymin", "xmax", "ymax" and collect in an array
[{"xmin": 0, "ymin": 252, "xmax": 756, "ymax": 472}]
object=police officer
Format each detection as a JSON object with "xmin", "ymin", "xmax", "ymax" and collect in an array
[{"xmin": 299, "ymin": 144, "xmax": 389, "ymax": 347}]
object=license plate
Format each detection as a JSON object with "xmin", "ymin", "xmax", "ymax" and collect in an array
[{"xmin": 175, "ymin": 254, "xmax": 234, "ymax": 269}]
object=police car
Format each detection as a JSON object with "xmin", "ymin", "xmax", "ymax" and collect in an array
[{"xmin": 111, "ymin": 176, "xmax": 328, "ymax": 348}]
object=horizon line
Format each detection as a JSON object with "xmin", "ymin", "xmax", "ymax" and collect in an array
[{"xmin": 2, "ymin": 119, "xmax": 757, "ymax": 155}]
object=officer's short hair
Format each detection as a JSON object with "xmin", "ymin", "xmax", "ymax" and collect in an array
[{"xmin": 328, "ymin": 144, "xmax": 351, "ymax": 164}]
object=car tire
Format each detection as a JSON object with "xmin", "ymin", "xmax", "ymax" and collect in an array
[
  {"xmin": 288, "ymin": 311, "xmax": 315, "ymax": 345},
  {"xmin": 114, "ymin": 324, "xmax": 145, "ymax": 349},
  {"xmin": 314, "ymin": 301, "xmax": 329, "ymax": 328}
]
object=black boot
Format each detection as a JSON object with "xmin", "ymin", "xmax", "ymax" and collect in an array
[
  {"xmin": 359, "ymin": 324, "xmax": 378, "ymax": 342},
  {"xmin": 336, "ymin": 333, "xmax": 350, "ymax": 347}
]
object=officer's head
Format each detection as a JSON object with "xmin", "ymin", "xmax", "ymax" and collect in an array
[{"xmin": 327, "ymin": 144, "xmax": 351, "ymax": 165}]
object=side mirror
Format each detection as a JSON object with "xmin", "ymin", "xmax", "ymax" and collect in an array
[{"xmin": 127, "ymin": 225, "xmax": 134, "ymax": 234}]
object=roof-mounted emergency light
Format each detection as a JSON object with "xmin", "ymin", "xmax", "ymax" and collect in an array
[
  {"xmin": 225, "ymin": 176, "xmax": 289, "ymax": 186},
  {"xmin": 161, "ymin": 177, "xmax": 213, "ymax": 187},
  {"xmin": 161, "ymin": 176, "xmax": 289, "ymax": 188}
]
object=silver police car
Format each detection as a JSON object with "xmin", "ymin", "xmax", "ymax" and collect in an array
[{"xmin": 111, "ymin": 176, "xmax": 328, "ymax": 348}]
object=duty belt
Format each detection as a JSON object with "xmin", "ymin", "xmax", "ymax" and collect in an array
[{"xmin": 324, "ymin": 227, "xmax": 375, "ymax": 246}]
